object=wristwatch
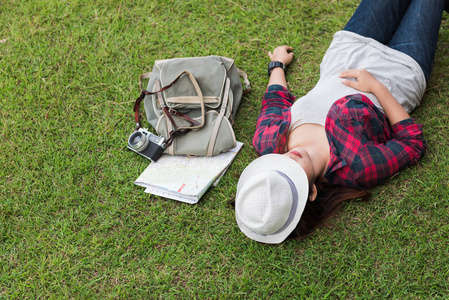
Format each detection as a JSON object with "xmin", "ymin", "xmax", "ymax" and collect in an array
[{"xmin": 267, "ymin": 61, "xmax": 286, "ymax": 76}]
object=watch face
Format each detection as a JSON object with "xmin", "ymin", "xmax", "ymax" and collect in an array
[
  {"xmin": 270, "ymin": 61, "xmax": 283, "ymax": 68},
  {"xmin": 268, "ymin": 61, "xmax": 285, "ymax": 75}
]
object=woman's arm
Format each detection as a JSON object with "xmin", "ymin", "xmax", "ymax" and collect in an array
[
  {"xmin": 339, "ymin": 69, "xmax": 410, "ymax": 125},
  {"xmin": 268, "ymin": 46, "xmax": 294, "ymax": 88},
  {"xmin": 326, "ymin": 95, "xmax": 427, "ymax": 189},
  {"xmin": 250, "ymin": 45, "xmax": 296, "ymax": 155},
  {"xmin": 253, "ymin": 86, "xmax": 295, "ymax": 155}
]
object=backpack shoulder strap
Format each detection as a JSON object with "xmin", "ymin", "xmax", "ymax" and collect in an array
[{"xmin": 238, "ymin": 68, "xmax": 251, "ymax": 94}]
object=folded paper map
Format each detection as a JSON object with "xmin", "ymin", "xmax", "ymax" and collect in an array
[{"xmin": 134, "ymin": 142, "xmax": 243, "ymax": 204}]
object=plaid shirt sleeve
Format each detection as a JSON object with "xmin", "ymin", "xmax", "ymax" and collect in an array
[
  {"xmin": 252, "ymin": 85, "xmax": 295, "ymax": 155},
  {"xmin": 325, "ymin": 94, "xmax": 427, "ymax": 189}
]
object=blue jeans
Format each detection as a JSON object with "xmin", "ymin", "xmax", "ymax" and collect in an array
[{"xmin": 344, "ymin": 0, "xmax": 445, "ymax": 81}]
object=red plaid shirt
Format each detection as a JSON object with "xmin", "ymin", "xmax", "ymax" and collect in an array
[{"xmin": 253, "ymin": 85, "xmax": 427, "ymax": 189}]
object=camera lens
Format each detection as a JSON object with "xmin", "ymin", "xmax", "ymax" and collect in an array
[{"xmin": 128, "ymin": 131, "xmax": 149, "ymax": 152}]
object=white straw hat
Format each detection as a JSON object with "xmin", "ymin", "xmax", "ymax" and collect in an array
[{"xmin": 235, "ymin": 154, "xmax": 309, "ymax": 244}]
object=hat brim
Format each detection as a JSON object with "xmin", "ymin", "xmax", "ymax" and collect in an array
[{"xmin": 236, "ymin": 154, "xmax": 309, "ymax": 244}]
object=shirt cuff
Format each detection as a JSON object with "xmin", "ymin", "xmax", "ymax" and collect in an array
[
  {"xmin": 265, "ymin": 84, "xmax": 296, "ymax": 102},
  {"xmin": 391, "ymin": 118, "xmax": 419, "ymax": 133}
]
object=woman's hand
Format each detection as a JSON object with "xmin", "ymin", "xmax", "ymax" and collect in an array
[
  {"xmin": 267, "ymin": 45, "xmax": 293, "ymax": 89},
  {"xmin": 341, "ymin": 69, "xmax": 411, "ymax": 125},
  {"xmin": 268, "ymin": 45, "xmax": 294, "ymax": 66},
  {"xmin": 339, "ymin": 69, "xmax": 382, "ymax": 94}
]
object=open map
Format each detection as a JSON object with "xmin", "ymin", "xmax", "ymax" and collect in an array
[{"xmin": 134, "ymin": 142, "xmax": 243, "ymax": 204}]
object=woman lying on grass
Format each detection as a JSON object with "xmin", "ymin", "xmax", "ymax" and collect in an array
[{"xmin": 235, "ymin": 0, "xmax": 448, "ymax": 243}]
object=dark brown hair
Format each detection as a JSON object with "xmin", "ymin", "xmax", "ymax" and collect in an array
[{"xmin": 288, "ymin": 176, "xmax": 371, "ymax": 239}]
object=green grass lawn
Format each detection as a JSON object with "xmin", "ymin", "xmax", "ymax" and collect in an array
[{"xmin": 1, "ymin": 0, "xmax": 449, "ymax": 298}]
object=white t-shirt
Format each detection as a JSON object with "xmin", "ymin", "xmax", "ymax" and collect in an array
[{"xmin": 290, "ymin": 30, "xmax": 426, "ymax": 129}]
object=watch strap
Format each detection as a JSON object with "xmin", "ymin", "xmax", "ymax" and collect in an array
[{"xmin": 267, "ymin": 61, "xmax": 286, "ymax": 76}]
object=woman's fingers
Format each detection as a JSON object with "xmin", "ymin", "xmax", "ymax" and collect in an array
[
  {"xmin": 339, "ymin": 69, "xmax": 361, "ymax": 79},
  {"xmin": 340, "ymin": 69, "xmax": 380, "ymax": 93},
  {"xmin": 340, "ymin": 70, "xmax": 359, "ymax": 89},
  {"xmin": 268, "ymin": 45, "xmax": 294, "ymax": 65},
  {"xmin": 341, "ymin": 78, "xmax": 356, "ymax": 89}
]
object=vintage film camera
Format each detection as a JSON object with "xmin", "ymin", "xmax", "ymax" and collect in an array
[{"xmin": 127, "ymin": 128, "xmax": 166, "ymax": 162}]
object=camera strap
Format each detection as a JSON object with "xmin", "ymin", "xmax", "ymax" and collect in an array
[{"xmin": 133, "ymin": 73, "xmax": 200, "ymax": 146}]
